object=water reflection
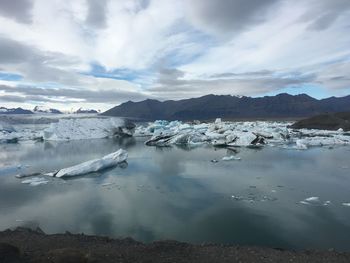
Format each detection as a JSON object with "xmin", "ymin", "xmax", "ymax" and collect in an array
[{"xmin": 0, "ymin": 139, "xmax": 350, "ymax": 251}]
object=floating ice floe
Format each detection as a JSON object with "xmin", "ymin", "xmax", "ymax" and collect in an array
[
  {"xmin": 53, "ymin": 149, "xmax": 128, "ymax": 178},
  {"xmin": 342, "ymin": 203, "xmax": 350, "ymax": 207},
  {"xmin": 44, "ymin": 118, "xmax": 135, "ymax": 141},
  {"xmin": 299, "ymin": 197, "xmax": 332, "ymax": 206},
  {"xmin": 15, "ymin": 172, "xmax": 41, "ymax": 178},
  {"xmin": 305, "ymin": 196, "xmax": 320, "ymax": 202},
  {"xmin": 231, "ymin": 194, "xmax": 277, "ymax": 203},
  {"xmin": 222, "ymin": 156, "xmax": 241, "ymax": 161},
  {"xmin": 136, "ymin": 119, "xmax": 350, "ymax": 149},
  {"xmin": 0, "ymin": 125, "xmax": 43, "ymax": 143},
  {"xmin": 21, "ymin": 177, "xmax": 49, "ymax": 186}
]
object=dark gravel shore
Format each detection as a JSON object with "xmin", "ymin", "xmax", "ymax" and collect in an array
[{"xmin": 1, "ymin": 228, "xmax": 349, "ymax": 263}]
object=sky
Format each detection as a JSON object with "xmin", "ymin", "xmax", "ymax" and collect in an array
[{"xmin": 0, "ymin": 0, "xmax": 349, "ymax": 111}]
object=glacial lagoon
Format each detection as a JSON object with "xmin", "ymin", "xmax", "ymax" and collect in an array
[{"xmin": 1, "ymin": 128, "xmax": 350, "ymax": 251}]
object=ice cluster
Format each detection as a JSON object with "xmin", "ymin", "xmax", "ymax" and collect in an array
[
  {"xmin": 0, "ymin": 117, "xmax": 135, "ymax": 143},
  {"xmin": 21, "ymin": 177, "xmax": 49, "ymax": 186},
  {"xmin": 0, "ymin": 122, "xmax": 43, "ymax": 143},
  {"xmin": 135, "ymin": 118, "xmax": 350, "ymax": 149}
]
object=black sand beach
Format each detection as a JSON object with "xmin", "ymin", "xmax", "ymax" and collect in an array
[{"xmin": 1, "ymin": 228, "xmax": 349, "ymax": 263}]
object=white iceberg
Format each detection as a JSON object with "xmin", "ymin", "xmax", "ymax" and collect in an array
[
  {"xmin": 222, "ymin": 156, "xmax": 241, "ymax": 161},
  {"xmin": 300, "ymin": 196, "xmax": 323, "ymax": 205},
  {"xmin": 43, "ymin": 118, "xmax": 135, "ymax": 141},
  {"xmin": 54, "ymin": 149, "xmax": 128, "ymax": 178},
  {"xmin": 305, "ymin": 197, "xmax": 320, "ymax": 202},
  {"xmin": 295, "ymin": 140, "xmax": 308, "ymax": 150}
]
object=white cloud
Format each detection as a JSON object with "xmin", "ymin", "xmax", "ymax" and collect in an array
[{"xmin": 0, "ymin": 0, "xmax": 349, "ymax": 110}]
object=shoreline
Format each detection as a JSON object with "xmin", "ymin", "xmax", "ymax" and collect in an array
[{"xmin": 1, "ymin": 228, "xmax": 349, "ymax": 263}]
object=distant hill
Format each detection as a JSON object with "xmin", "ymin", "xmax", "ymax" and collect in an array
[
  {"xmin": 291, "ymin": 112, "xmax": 350, "ymax": 131},
  {"xmin": 101, "ymin": 93, "xmax": 350, "ymax": 121},
  {"xmin": 75, "ymin": 108, "xmax": 99, "ymax": 114},
  {"xmin": 33, "ymin": 106, "xmax": 62, "ymax": 114},
  {"xmin": 0, "ymin": 107, "xmax": 33, "ymax": 114}
]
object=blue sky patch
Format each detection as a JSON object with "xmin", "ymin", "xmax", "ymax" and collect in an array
[{"xmin": 0, "ymin": 72, "xmax": 23, "ymax": 81}]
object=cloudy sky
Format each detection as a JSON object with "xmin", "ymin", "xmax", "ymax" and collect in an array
[{"xmin": 0, "ymin": 0, "xmax": 349, "ymax": 111}]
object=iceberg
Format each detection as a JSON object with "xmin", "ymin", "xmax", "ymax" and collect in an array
[
  {"xmin": 54, "ymin": 149, "xmax": 128, "ymax": 178},
  {"xmin": 295, "ymin": 140, "xmax": 308, "ymax": 150},
  {"xmin": 137, "ymin": 119, "xmax": 350, "ymax": 149},
  {"xmin": 43, "ymin": 117, "xmax": 135, "ymax": 141}
]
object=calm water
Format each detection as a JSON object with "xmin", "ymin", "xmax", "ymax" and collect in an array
[{"xmin": 1, "ymin": 137, "xmax": 350, "ymax": 250}]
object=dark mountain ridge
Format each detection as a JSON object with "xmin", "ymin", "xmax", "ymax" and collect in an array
[{"xmin": 102, "ymin": 93, "xmax": 350, "ymax": 121}]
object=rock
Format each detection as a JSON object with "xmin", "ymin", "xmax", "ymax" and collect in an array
[
  {"xmin": 46, "ymin": 248, "xmax": 89, "ymax": 263},
  {"xmin": 0, "ymin": 243, "xmax": 21, "ymax": 263}
]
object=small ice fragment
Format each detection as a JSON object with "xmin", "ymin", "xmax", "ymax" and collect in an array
[
  {"xmin": 222, "ymin": 156, "xmax": 241, "ymax": 161},
  {"xmin": 271, "ymin": 190, "xmax": 276, "ymax": 193},
  {"xmin": 21, "ymin": 177, "xmax": 41, "ymax": 184},
  {"xmin": 15, "ymin": 172, "xmax": 40, "ymax": 178},
  {"xmin": 231, "ymin": 195, "xmax": 243, "ymax": 201},
  {"xmin": 305, "ymin": 197, "xmax": 320, "ymax": 203},
  {"xmin": 21, "ymin": 177, "xmax": 49, "ymax": 186},
  {"xmin": 295, "ymin": 140, "xmax": 307, "ymax": 150},
  {"xmin": 342, "ymin": 203, "xmax": 350, "ymax": 207},
  {"xmin": 30, "ymin": 180, "xmax": 49, "ymax": 186},
  {"xmin": 211, "ymin": 159, "xmax": 218, "ymax": 163},
  {"xmin": 299, "ymin": 201, "xmax": 310, "ymax": 205},
  {"xmin": 323, "ymin": 201, "xmax": 331, "ymax": 206}
]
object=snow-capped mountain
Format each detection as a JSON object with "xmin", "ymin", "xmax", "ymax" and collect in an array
[
  {"xmin": 33, "ymin": 106, "xmax": 62, "ymax": 114},
  {"xmin": 0, "ymin": 107, "xmax": 33, "ymax": 114}
]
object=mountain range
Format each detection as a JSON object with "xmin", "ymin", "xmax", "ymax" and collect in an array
[
  {"xmin": 0, "ymin": 107, "xmax": 33, "ymax": 114},
  {"xmin": 0, "ymin": 106, "xmax": 99, "ymax": 115},
  {"xmin": 33, "ymin": 106, "xmax": 63, "ymax": 114},
  {"xmin": 102, "ymin": 93, "xmax": 350, "ymax": 121},
  {"xmin": 75, "ymin": 108, "xmax": 99, "ymax": 114}
]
